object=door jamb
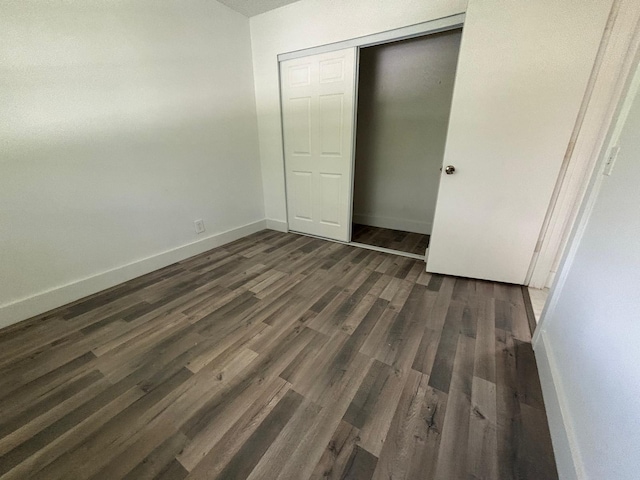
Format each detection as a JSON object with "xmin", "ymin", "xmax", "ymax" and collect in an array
[
  {"xmin": 347, "ymin": 46, "xmax": 360, "ymax": 243},
  {"xmin": 526, "ymin": 0, "xmax": 640, "ymax": 289}
]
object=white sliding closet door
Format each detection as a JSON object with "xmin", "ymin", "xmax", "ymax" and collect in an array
[{"xmin": 280, "ymin": 48, "xmax": 357, "ymax": 242}]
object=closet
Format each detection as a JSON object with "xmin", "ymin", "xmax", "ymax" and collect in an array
[
  {"xmin": 351, "ymin": 30, "xmax": 461, "ymax": 258},
  {"xmin": 279, "ymin": 5, "xmax": 607, "ymax": 285},
  {"xmin": 279, "ymin": 27, "xmax": 461, "ymax": 257}
]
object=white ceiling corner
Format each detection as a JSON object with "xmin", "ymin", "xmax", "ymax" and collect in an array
[{"xmin": 216, "ymin": 0, "xmax": 303, "ymax": 17}]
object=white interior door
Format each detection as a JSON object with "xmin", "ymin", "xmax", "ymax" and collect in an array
[
  {"xmin": 426, "ymin": 0, "xmax": 611, "ymax": 285},
  {"xmin": 280, "ymin": 48, "xmax": 357, "ymax": 242}
]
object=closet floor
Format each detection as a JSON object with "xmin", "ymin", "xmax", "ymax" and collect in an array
[{"xmin": 351, "ymin": 223, "xmax": 430, "ymax": 256}]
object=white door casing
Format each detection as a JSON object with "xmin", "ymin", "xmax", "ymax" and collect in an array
[{"xmin": 280, "ymin": 48, "xmax": 357, "ymax": 242}]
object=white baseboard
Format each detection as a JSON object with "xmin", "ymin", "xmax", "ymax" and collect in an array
[
  {"xmin": 0, "ymin": 219, "xmax": 267, "ymax": 329},
  {"xmin": 352, "ymin": 213, "xmax": 432, "ymax": 235},
  {"xmin": 534, "ymin": 332, "xmax": 582, "ymax": 480},
  {"xmin": 266, "ymin": 218, "xmax": 288, "ymax": 232}
]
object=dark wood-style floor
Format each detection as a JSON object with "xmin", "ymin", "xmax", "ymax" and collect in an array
[
  {"xmin": 351, "ymin": 224, "xmax": 430, "ymax": 256},
  {"xmin": 0, "ymin": 230, "xmax": 557, "ymax": 480}
]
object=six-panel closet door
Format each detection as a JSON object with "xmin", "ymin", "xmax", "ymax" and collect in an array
[{"xmin": 280, "ymin": 48, "xmax": 357, "ymax": 242}]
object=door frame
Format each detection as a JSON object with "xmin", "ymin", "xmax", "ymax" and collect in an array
[
  {"xmin": 526, "ymin": 0, "xmax": 640, "ymax": 289},
  {"xmin": 277, "ymin": 14, "xmax": 465, "ymax": 63},
  {"xmin": 277, "ymin": 13, "xmax": 465, "ymax": 248}
]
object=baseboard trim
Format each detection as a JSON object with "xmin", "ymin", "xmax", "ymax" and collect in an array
[
  {"xmin": 0, "ymin": 219, "xmax": 267, "ymax": 329},
  {"xmin": 352, "ymin": 213, "xmax": 432, "ymax": 235},
  {"xmin": 266, "ymin": 219, "xmax": 288, "ymax": 232},
  {"xmin": 534, "ymin": 332, "xmax": 582, "ymax": 480}
]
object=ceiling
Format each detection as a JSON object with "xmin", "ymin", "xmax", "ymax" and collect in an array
[{"xmin": 217, "ymin": 0, "xmax": 302, "ymax": 17}]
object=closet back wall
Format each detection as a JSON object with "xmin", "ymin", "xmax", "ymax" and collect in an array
[{"xmin": 353, "ymin": 31, "xmax": 462, "ymax": 235}]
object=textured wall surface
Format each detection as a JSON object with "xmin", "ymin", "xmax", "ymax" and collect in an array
[{"xmin": 1, "ymin": 0, "xmax": 264, "ymax": 323}]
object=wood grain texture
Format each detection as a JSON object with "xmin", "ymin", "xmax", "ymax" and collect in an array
[
  {"xmin": 0, "ymin": 230, "xmax": 557, "ymax": 479},
  {"xmin": 351, "ymin": 224, "xmax": 430, "ymax": 256}
]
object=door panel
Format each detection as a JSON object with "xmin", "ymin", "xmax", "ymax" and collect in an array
[
  {"xmin": 289, "ymin": 64, "xmax": 311, "ymax": 86},
  {"xmin": 289, "ymin": 98, "xmax": 312, "ymax": 154},
  {"xmin": 319, "ymin": 95, "xmax": 344, "ymax": 155},
  {"xmin": 319, "ymin": 59, "xmax": 345, "ymax": 82},
  {"xmin": 319, "ymin": 173, "xmax": 341, "ymax": 225},
  {"xmin": 292, "ymin": 171, "xmax": 313, "ymax": 221},
  {"xmin": 281, "ymin": 48, "xmax": 357, "ymax": 242},
  {"xmin": 426, "ymin": 0, "xmax": 612, "ymax": 284}
]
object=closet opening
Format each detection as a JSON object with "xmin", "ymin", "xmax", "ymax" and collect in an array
[{"xmin": 350, "ymin": 29, "xmax": 462, "ymax": 259}]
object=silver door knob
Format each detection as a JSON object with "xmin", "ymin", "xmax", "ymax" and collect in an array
[{"xmin": 444, "ymin": 165, "xmax": 456, "ymax": 175}]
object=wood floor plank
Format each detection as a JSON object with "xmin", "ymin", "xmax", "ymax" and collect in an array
[
  {"xmin": 0, "ymin": 385, "xmax": 145, "ymax": 480},
  {"xmin": 424, "ymin": 276, "xmax": 455, "ymax": 331},
  {"xmin": 416, "ymin": 269, "xmax": 432, "ymax": 286},
  {"xmin": 379, "ymin": 277, "xmax": 401, "ymax": 301},
  {"xmin": 384, "ymin": 285, "xmax": 436, "ymax": 374},
  {"xmin": 359, "ymin": 308, "xmax": 397, "ymax": 361},
  {"xmin": 351, "ymin": 224, "xmax": 429, "ymax": 256},
  {"xmin": 372, "ymin": 369, "xmax": 447, "ymax": 480},
  {"xmin": 0, "ymin": 319, "xmax": 82, "ymax": 369},
  {"xmin": 514, "ymin": 338, "xmax": 546, "ymax": 410},
  {"xmin": 0, "ymin": 230, "xmax": 558, "ymax": 480},
  {"xmin": 89, "ymin": 348, "xmax": 259, "ymax": 479},
  {"xmin": 411, "ymin": 327, "xmax": 441, "ymax": 376},
  {"xmin": 467, "ymin": 376, "xmax": 498, "ymax": 479},
  {"xmin": 269, "ymin": 354, "xmax": 372, "ymax": 480},
  {"xmin": 516, "ymin": 402, "xmax": 559, "ymax": 480},
  {"xmin": 176, "ymin": 326, "xmax": 315, "ymax": 470},
  {"xmin": 279, "ymin": 329, "xmax": 331, "ymax": 384},
  {"xmin": 433, "ymin": 334, "xmax": 475, "ymax": 480},
  {"xmin": 210, "ymin": 389, "xmax": 305, "ymax": 480},
  {"xmin": 244, "ymin": 396, "xmax": 323, "ymax": 480},
  {"xmin": 427, "ymin": 273, "xmax": 444, "ymax": 292},
  {"xmin": 92, "ymin": 429, "xmax": 190, "ymax": 480},
  {"xmin": 341, "ymin": 445, "xmax": 378, "ymax": 480},
  {"xmin": 511, "ymin": 301, "xmax": 533, "ymax": 343},
  {"xmin": 185, "ymin": 378, "xmax": 291, "ymax": 480},
  {"xmin": 0, "ymin": 351, "xmax": 98, "ymax": 420},
  {"xmin": 494, "ymin": 299, "xmax": 513, "ymax": 332},
  {"xmin": 428, "ymin": 301, "xmax": 465, "ymax": 394},
  {"xmin": 0, "ymin": 374, "xmax": 110, "ymax": 458},
  {"xmin": 405, "ymin": 382, "xmax": 448, "ymax": 479},
  {"xmin": 342, "ymin": 359, "xmax": 407, "ymax": 457},
  {"xmin": 154, "ymin": 459, "xmax": 189, "ymax": 480},
  {"xmin": 0, "ymin": 336, "xmax": 100, "ymax": 396},
  {"xmin": 495, "ymin": 330, "xmax": 521, "ymax": 480},
  {"xmin": 35, "ymin": 368, "xmax": 194, "ymax": 480},
  {"xmin": 0, "ymin": 369, "xmax": 104, "ymax": 441},
  {"xmin": 309, "ymin": 420, "xmax": 361, "ymax": 480},
  {"xmin": 473, "ymin": 297, "xmax": 496, "ymax": 384}
]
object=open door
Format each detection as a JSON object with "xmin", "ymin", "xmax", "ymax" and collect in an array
[
  {"xmin": 280, "ymin": 48, "xmax": 357, "ymax": 242},
  {"xmin": 426, "ymin": 0, "xmax": 610, "ymax": 285}
]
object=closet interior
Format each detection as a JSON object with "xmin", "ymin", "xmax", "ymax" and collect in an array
[{"xmin": 351, "ymin": 29, "xmax": 462, "ymax": 258}]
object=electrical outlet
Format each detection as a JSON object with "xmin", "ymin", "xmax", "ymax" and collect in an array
[{"xmin": 194, "ymin": 219, "xmax": 205, "ymax": 234}]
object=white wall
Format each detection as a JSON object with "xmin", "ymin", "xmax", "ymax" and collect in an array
[
  {"xmin": 535, "ymin": 67, "xmax": 640, "ymax": 479},
  {"xmin": 353, "ymin": 31, "xmax": 461, "ymax": 235},
  {"xmin": 0, "ymin": 0, "xmax": 264, "ymax": 326},
  {"xmin": 249, "ymin": 0, "xmax": 468, "ymax": 226}
]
